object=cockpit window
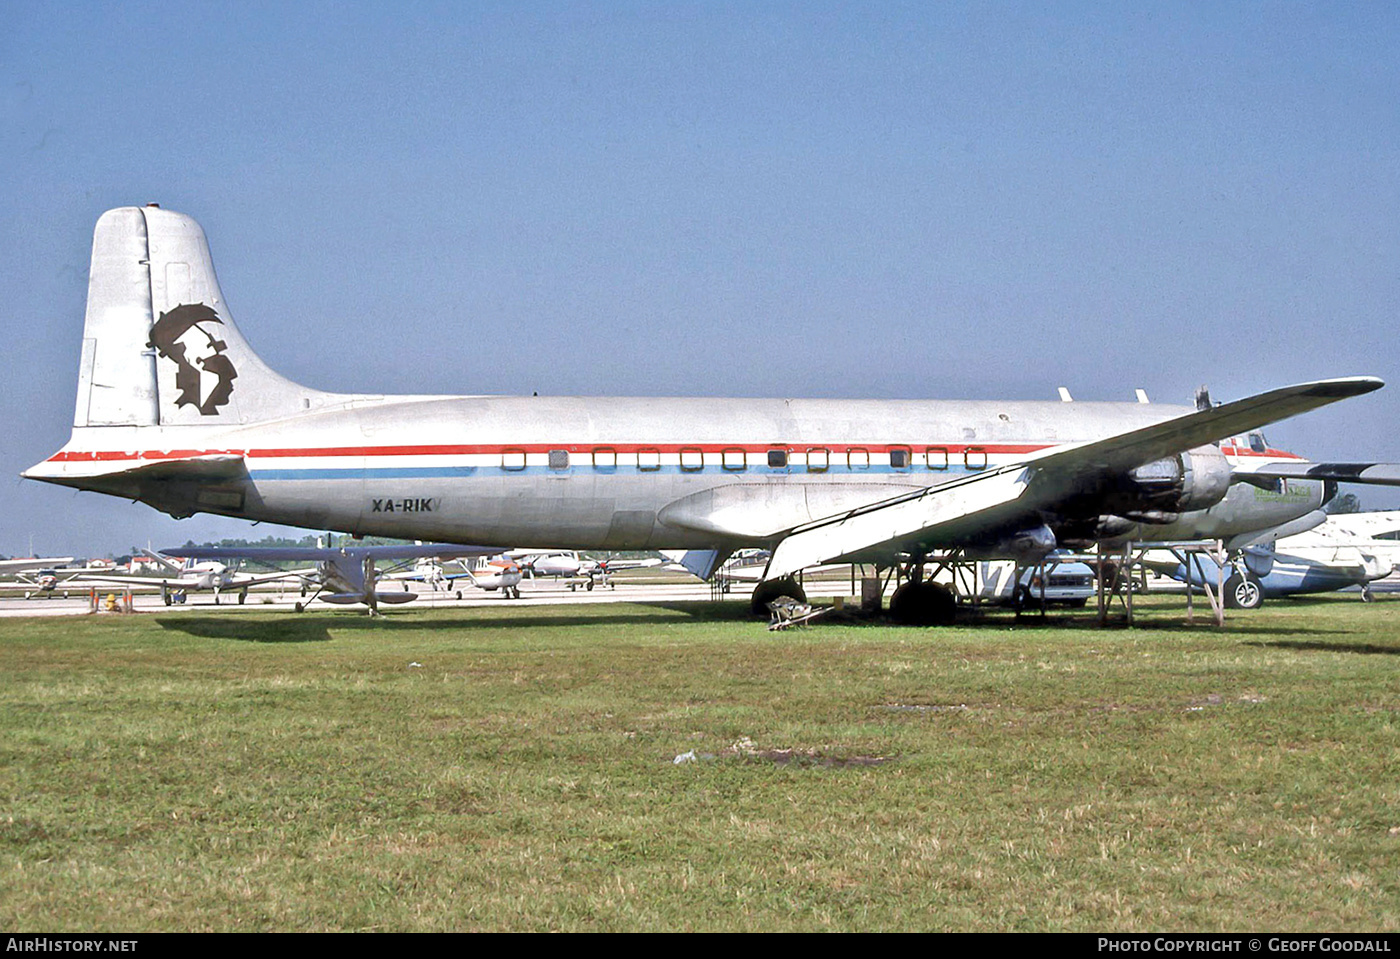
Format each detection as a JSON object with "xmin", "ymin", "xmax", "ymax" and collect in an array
[{"xmin": 1248, "ymin": 433, "xmax": 1267, "ymax": 453}]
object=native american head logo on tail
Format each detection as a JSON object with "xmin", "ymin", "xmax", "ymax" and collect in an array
[{"xmin": 147, "ymin": 304, "xmax": 238, "ymax": 415}]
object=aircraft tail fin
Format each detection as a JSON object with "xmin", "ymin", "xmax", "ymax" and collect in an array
[{"xmin": 72, "ymin": 205, "xmax": 338, "ymax": 430}]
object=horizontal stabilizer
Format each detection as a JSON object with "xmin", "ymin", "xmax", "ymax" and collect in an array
[
  {"xmin": 1245, "ymin": 462, "xmax": 1400, "ymax": 487},
  {"xmin": 23, "ymin": 453, "xmax": 247, "ymax": 485}
]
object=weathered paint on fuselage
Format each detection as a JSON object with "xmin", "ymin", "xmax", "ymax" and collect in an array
[{"xmin": 36, "ymin": 392, "xmax": 1323, "ymax": 551}]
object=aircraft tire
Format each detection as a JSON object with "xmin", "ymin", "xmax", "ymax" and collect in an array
[
  {"xmin": 750, "ymin": 576, "xmax": 806, "ymax": 617},
  {"xmin": 586, "ymin": 580, "xmax": 594, "ymax": 591},
  {"xmin": 1010, "ymin": 584, "xmax": 1035, "ymax": 613},
  {"xmin": 1224, "ymin": 572, "xmax": 1264, "ymax": 610},
  {"xmin": 294, "ymin": 601, "xmax": 304, "ymax": 613},
  {"xmin": 890, "ymin": 582, "xmax": 957, "ymax": 626},
  {"xmin": 239, "ymin": 590, "xmax": 247, "ymax": 605}
]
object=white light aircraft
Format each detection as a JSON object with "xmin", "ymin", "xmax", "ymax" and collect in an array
[
  {"xmin": 162, "ymin": 543, "xmax": 504, "ymax": 612},
  {"xmin": 457, "ymin": 555, "xmax": 525, "ymax": 598},
  {"xmin": 80, "ymin": 548, "xmax": 309, "ymax": 605},
  {"xmin": 388, "ymin": 554, "xmax": 525, "ymax": 598},
  {"xmin": 513, "ymin": 549, "xmax": 659, "ymax": 589},
  {"xmin": 1, "ymin": 558, "xmax": 81, "ymax": 599},
  {"xmin": 21, "ymin": 206, "xmax": 1400, "ymax": 623}
]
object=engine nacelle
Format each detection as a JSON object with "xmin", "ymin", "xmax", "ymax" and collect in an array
[{"xmin": 1118, "ymin": 446, "xmax": 1232, "ymax": 514}]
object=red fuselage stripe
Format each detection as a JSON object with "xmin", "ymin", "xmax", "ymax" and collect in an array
[{"xmin": 49, "ymin": 442, "xmax": 1062, "ymax": 463}]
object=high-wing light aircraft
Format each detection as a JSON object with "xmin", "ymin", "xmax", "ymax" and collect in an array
[
  {"xmin": 513, "ymin": 549, "xmax": 659, "ymax": 589},
  {"xmin": 79, "ymin": 547, "xmax": 310, "ymax": 605},
  {"xmin": 457, "ymin": 556, "xmax": 525, "ymax": 598},
  {"xmin": 1, "ymin": 558, "xmax": 82, "ymax": 599},
  {"xmin": 387, "ymin": 554, "xmax": 525, "ymax": 598},
  {"xmin": 1146, "ymin": 509, "xmax": 1400, "ymax": 608},
  {"xmin": 162, "ymin": 543, "xmax": 503, "ymax": 612},
  {"xmin": 21, "ymin": 206, "xmax": 1400, "ymax": 623}
]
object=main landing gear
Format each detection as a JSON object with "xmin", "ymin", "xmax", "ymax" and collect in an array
[
  {"xmin": 750, "ymin": 575, "xmax": 806, "ymax": 617},
  {"xmin": 888, "ymin": 553, "xmax": 957, "ymax": 626}
]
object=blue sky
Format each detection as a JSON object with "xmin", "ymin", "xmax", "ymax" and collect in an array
[{"xmin": 3, "ymin": 1, "xmax": 1398, "ymax": 556}]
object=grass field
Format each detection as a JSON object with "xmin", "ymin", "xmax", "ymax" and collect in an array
[{"xmin": 2, "ymin": 595, "xmax": 1398, "ymax": 931}]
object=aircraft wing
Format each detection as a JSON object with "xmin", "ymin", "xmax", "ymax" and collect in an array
[
  {"xmin": 229, "ymin": 569, "xmax": 316, "ymax": 588},
  {"xmin": 0, "ymin": 557, "xmax": 76, "ymax": 574},
  {"xmin": 1242, "ymin": 462, "xmax": 1400, "ymax": 487},
  {"xmin": 1016, "ymin": 376, "xmax": 1382, "ymax": 477},
  {"xmin": 765, "ymin": 376, "xmax": 1384, "ymax": 580},
  {"xmin": 78, "ymin": 572, "xmax": 203, "ymax": 588}
]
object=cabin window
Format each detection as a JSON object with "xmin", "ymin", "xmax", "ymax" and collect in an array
[
  {"xmin": 501, "ymin": 449, "xmax": 527, "ymax": 471},
  {"xmin": 848, "ymin": 448, "xmax": 870, "ymax": 470},
  {"xmin": 637, "ymin": 448, "xmax": 661, "ymax": 471},
  {"xmin": 592, "ymin": 447, "xmax": 617, "ymax": 469},
  {"xmin": 925, "ymin": 446, "xmax": 949, "ymax": 471},
  {"xmin": 806, "ymin": 447, "xmax": 829, "ymax": 472},
  {"xmin": 964, "ymin": 447, "xmax": 987, "ymax": 471},
  {"xmin": 767, "ymin": 448, "xmax": 788, "ymax": 469},
  {"xmin": 722, "ymin": 448, "xmax": 746, "ymax": 471},
  {"xmin": 679, "ymin": 448, "xmax": 705, "ymax": 471},
  {"xmin": 889, "ymin": 447, "xmax": 910, "ymax": 469},
  {"xmin": 548, "ymin": 449, "xmax": 569, "ymax": 470}
]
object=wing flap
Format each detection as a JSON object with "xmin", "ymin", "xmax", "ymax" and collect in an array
[{"xmin": 764, "ymin": 467, "xmax": 1033, "ymax": 580}]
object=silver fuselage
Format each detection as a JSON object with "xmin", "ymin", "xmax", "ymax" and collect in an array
[{"xmin": 33, "ymin": 393, "xmax": 1325, "ymax": 551}]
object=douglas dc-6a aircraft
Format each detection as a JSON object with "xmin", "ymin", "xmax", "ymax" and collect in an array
[{"xmin": 21, "ymin": 206, "xmax": 1400, "ymax": 622}]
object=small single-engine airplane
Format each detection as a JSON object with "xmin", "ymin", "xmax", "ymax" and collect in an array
[
  {"xmin": 1, "ymin": 559, "xmax": 83, "ymax": 600},
  {"xmin": 21, "ymin": 206, "xmax": 1400, "ymax": 623},
  {"xmin": 161, "ymin": 542, "xmax": 503, "ymax": 612},
  {"xmin": 385, "ymin": 554, "xmax": 525, "ymax": 598},
  {"xmin": 1145, "ymin": 509, "xmax": 1400, "ymax": 608},
  {"xmin": 80, "ymin": 547, "xmax": 308, "ymax": 605},
  {"xmin": 457, "ymin": 555, "xmax": 524, "ymax": 598},
  {"xmin": 513, "ymin": 549, "xmax": 659, "ymax": 589},
  {"xmin": 382, "ymin": 557, "xmax": 458, "ymax": 593}
]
